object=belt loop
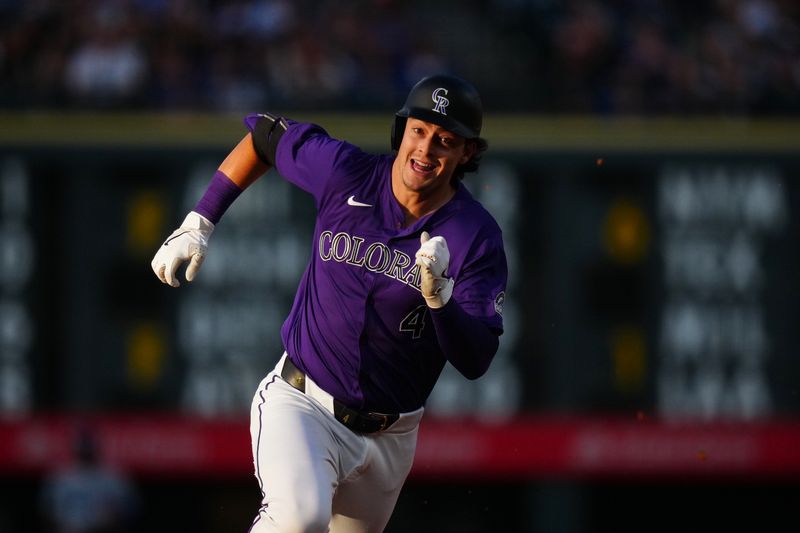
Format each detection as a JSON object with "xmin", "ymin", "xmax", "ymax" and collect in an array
[{"xmin": 303, "ymin": 370, "xmax": 335, "ymax": 415}]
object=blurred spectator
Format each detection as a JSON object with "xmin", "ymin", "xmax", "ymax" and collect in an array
[
  {"xmin": 39, "ymin": 425, "xmax": 139, "ymax": 533},
  {"xmin": 62, "ymin": 3, "xmax": 147, "ymax": 108},
  {"xmin": 550, "ymin": 0, "xmax": 616, "ymax": 112},
  {"xmin": 0, "ymin": 0, "xmax": 798, "ymax": 114}
]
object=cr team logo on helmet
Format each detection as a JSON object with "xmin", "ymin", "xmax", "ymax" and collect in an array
[
  {"xmin": 391, "ymin": 74, "xmax": 484, "ymax": 151},
  {"xmin": 431, "ymin": 87, "xmax": 450, "ymax": 115}
]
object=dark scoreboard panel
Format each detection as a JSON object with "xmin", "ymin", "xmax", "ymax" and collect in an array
[
  {"xmin": 520, "ymin": 154, "xmax": 800, "ymax": 419},
  {"xmin": 0, "ymin": 157, "xmax": 39, "ymax": 411},
  {"xmin": 0, "ymin": 144, "xmax": 797, "ymax": 420}
]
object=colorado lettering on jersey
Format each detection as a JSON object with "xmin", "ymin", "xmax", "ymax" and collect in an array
[{"xmin": 319, "ymin": 230, "xmax": 422, "ymax": 290}]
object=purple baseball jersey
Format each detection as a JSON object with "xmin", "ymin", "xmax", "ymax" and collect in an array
[{"xmin": 248, "ymin": 119, "xmax": 507, "ymax": 413}]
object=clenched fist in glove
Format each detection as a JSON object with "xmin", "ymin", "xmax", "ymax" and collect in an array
[
  {"xmin": 151, "ymin": 211, "xmax": 214, "ymax": 287},
  {"xmin": 414, "ymin": 231, "xmax": 454, "ymax": 308}
]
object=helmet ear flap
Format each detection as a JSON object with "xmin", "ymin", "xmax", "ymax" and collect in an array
[{"xmin": 391, "ymin": 116, "xmax": 406, "ymax": 151}]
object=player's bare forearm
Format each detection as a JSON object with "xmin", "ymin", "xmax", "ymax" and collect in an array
[
  {"xmin": 219, "ymin": 133, "xmax": 272, "ymax": 190},
  {"xmin": 151, "ymin": 133, "xmax": 268, "ymax": 287}
]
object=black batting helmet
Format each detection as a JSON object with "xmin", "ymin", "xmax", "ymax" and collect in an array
[{"xmin": 391, "ymin": 74, "xmax": 485, "ymax": 150}]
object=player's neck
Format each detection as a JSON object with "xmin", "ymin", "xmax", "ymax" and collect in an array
[{"xmin": 393, "ymin": 184, "xmax": 456, "ymax": 228}]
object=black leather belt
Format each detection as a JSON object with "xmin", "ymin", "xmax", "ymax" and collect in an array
[{"xmin": 280, "ymin": 356, "xmax": 399, "ymax": 434}]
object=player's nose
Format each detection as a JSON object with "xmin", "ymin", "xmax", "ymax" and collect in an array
[{"xmin": 415, "ymin": 134, "xmax": 435, "ymax": 156}]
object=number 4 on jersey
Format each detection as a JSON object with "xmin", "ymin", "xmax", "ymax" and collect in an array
[{"xmin": 399, "ymin": 305, "xmax": 428, "ymax": 339}]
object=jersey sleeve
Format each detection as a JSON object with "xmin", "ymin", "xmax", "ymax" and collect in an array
[
  {"xmin": 244, "ymin": 114, "xmax": 376, "ymax": 206},
  {"xmin": 453, "ymin": 227, "xmax": 508, "ymax": 333},
  {"xmin": 244, "ymin": 116, "xmax": 333, "ymax": 199}
]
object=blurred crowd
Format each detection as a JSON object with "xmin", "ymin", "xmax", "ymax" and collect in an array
[{"xmin": 0, "ymin": 0, "xmax": 799, "ymax": 115}]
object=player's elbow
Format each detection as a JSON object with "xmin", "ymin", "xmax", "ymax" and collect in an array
[
  {"xmin": 452, "ymin": 338, "xmax": 498, "ymax": 380},
  {"xmin": 460, "ymin": 365, "xmax": 488, "ymax": 381}
]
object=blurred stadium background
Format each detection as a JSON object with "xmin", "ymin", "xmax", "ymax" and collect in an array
[{"xmin": 1, "ymin": 0, "xmax": 799, "ymax": 531}]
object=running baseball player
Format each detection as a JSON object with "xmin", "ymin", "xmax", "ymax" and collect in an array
[{"xmin": 151, "ymin": 74, "xmax": 508, "ymax": 532}]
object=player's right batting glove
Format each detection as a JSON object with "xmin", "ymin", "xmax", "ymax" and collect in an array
[
  {"xmin": 415, "ymin": 231, "xmax": 454, "ymax": 309},
  {"xmin": 151, "ymin": 211, "xmax": 214, "ymax": 287}
]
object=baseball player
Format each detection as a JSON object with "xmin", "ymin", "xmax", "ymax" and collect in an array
[{"xmin": 151, "ymin": 74, "xmax": 507, "ymax": 532}]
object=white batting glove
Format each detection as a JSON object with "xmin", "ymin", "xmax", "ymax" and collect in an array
[
  {"xmin": 415, "ymin": 231, "xmax": 454, "ymax": 309},
  {"xmin": 151, "ymin": 211, "xmax": 214, "ymax": 287}
]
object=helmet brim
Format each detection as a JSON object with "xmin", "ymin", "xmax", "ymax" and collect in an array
[{"xmin": 398, "ymin": 107, "xmax": 479, "ymax": 139}]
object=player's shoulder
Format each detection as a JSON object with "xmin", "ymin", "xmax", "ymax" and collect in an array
[
  {"xmin": 456, "ymin": 183, "xmax": 504, "ymax": 235},
  {"xmin": 438, "ymin": 188, "xmax": 504, "ymax": 260},
  {"xmin": 283, "ymin": 121, "xmax": 382, "ymax": 168}
]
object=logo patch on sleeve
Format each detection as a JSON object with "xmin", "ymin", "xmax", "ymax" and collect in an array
[{"xmin": 494, "ymin": 291, "xmax": 505, "ymax": 315}]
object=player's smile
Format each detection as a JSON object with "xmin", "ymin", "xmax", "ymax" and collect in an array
[{"xmin": 410, "ymin": 158, "xmax": 437, "ymax": 175}]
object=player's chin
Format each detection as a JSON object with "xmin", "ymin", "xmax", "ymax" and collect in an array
[{"xmin": 403, "ymin": 172, "xmax": 434, "ymax": 192}]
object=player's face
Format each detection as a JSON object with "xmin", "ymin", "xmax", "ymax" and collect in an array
[{"xmin": 394, "ymin": 118, "xmax": 475, "ymax": 196}]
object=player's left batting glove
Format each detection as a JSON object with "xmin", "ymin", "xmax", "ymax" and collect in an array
[
  {"xmin": 151, "ymin": 211, "xmax": 214, "ymax": 287},
  {"xmin": 415, "ymin": 231, "xmax": 454, "ymax": 309}
]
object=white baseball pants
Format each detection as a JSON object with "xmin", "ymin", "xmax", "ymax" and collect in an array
[{"xmin": 248, "ymin": 353, "xmax": 423, "ymax": 533}]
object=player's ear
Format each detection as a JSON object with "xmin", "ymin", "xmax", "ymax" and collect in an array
[{"xmin": 459, "ymin": 139, "xmax": 477, "ymax": 165}]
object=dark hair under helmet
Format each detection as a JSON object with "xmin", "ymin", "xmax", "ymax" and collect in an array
[{"xmin": 391, "ymin": 74, "xmax": 484, "ymax": 150}]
